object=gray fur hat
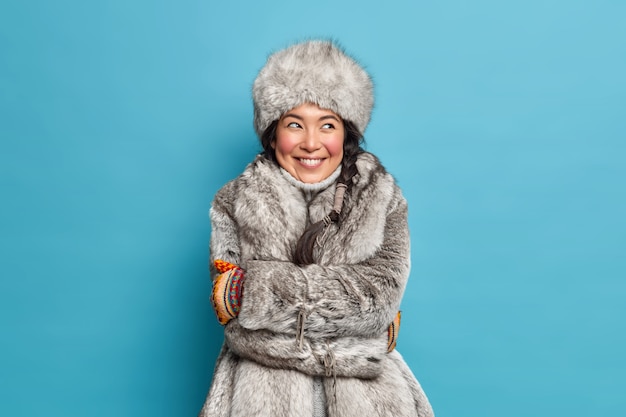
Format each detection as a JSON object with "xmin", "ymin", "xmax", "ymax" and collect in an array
[{"xmin": 252, "ymin": 40, "xmax": 374, "ymax": 137}]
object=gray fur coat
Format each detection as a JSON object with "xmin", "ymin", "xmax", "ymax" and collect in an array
[{"xmin": 199, "ymin": 152, "xmax": 434, "ymax": 417}]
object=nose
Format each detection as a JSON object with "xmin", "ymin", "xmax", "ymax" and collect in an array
[{"xmin": 301, "ymin": 130, "xmax": 321, "ymax": 152}]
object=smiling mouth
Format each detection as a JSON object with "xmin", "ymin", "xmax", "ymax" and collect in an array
[{"xmin": 298, "ymin": 158, "xmax": 324, "ymax": 167}]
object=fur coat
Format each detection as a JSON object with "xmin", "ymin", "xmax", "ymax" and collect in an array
[{"xmin": 199, "ymin": 152, "xmax": 434, "ymax": 417}]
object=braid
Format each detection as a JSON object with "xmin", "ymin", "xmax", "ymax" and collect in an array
[{"xmin": 293, "ymin": 120, "xmax": 364, "ymax": 265}]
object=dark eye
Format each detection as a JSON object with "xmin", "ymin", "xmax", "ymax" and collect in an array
[
  {"xmin": 321, "ymin": 123, "xmax": 334, "ymax": 129},
  {"xmin": 287, "ymin": 122, "xmax": 301, "ymax": 128}
]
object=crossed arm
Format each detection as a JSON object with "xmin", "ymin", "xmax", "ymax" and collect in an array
[{"xmin": 209, "ymin": 187, "xmax": 410, "ymax": 376}]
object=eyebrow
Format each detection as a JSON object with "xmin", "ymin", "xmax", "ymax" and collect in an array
[
  {"xmin": 282, "ymin": 113, "xmax": 341, "ymax": 122},
  {"xmin": 319, "ymin": 115, "xmax": 341, "ymax": 122}
]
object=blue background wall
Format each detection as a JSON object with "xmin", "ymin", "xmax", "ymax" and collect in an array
[{"xmin": 1, "ymin": 1, "xmax": 624, "ymax": 416}]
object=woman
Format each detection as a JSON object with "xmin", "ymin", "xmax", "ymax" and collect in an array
[{"xmin": 199, "ymin": 40, "xmax": 434, "ymax": 417}]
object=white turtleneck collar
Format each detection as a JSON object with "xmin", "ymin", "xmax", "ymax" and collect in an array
[{"xmin": 280, "ymin": 165, "xmax": 342, "ymax": 194}]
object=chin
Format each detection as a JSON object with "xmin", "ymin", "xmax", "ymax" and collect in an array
[{"xmin": 298, "ymin": 173, "xmax": 324, "ymax": 184}]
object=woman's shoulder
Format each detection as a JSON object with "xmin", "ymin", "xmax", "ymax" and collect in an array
[
  {"xmin": 354, "ymin": 152, "xmax": 398, "ymax": 188},
  {"xmin": 212, "ymin": 155, "xmax": 282, "ymax": 204},
  {"xmin": 352, "ymin": 151, "xmax": 407, "ymax": 212}
]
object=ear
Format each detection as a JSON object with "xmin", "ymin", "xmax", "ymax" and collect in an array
[{"xmin": 270, "ymin": 138, "xmax": 276, "ymax": 149}]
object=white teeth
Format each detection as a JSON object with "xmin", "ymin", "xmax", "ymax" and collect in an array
[{"xmin": 299, "ymin": 158, "xmax": 322, "ymax": 166}]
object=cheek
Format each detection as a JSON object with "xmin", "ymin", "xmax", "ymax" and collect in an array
[
  {"xmin": 324, "ymin": 134, "xmax": 344, "ymax": 157},
  {"xmin": 274, "ymin": 132, "xmax": 297, "ymax": 155}
]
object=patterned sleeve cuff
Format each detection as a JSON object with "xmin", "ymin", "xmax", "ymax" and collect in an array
[
  {"xmin": 211, "ymin": 260, "xmax": 245, "ymax": 325},
  {"xmin": 387, "ymin": 311, "xmax": 401, "ymax": 352}
]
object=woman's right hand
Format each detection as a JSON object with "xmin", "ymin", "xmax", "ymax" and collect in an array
[{"xmin": 211, "ymin": 260, "xmax": 245, "ymax": 325}]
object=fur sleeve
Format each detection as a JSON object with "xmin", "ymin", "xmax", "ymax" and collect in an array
[
  {"xmin": 237, "ymin": 196, "xmax": 410, "ymax": 339},
  {"xmin": 209, "ymin": 181, "xmax": 241, "ymax": 277},
  {"xmin": 223, "ymin": 320, "xmax": 386, "ymax": 379}
]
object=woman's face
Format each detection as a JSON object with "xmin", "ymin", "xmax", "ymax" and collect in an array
[{"xmin": 273, "ymin": 103, "xmax": 344, "ymax": 184}]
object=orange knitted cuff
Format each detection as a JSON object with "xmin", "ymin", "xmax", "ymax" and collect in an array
[
  {"xmin": 211, "ymin": 260, "xmax": 244, "ymax": 325},
  {"xmin": 387, "ymin": 311, "xmax": 401, "ymax": 352}
]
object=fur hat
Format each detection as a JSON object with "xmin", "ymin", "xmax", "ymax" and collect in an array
[{"xmin": 252, "ymin": 40, "xmax": 374, "ymax": 137}]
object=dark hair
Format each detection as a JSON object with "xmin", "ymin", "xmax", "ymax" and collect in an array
[{"xmin": 260, "ymin": 118, "xmax": 364, "ymax": 265}]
